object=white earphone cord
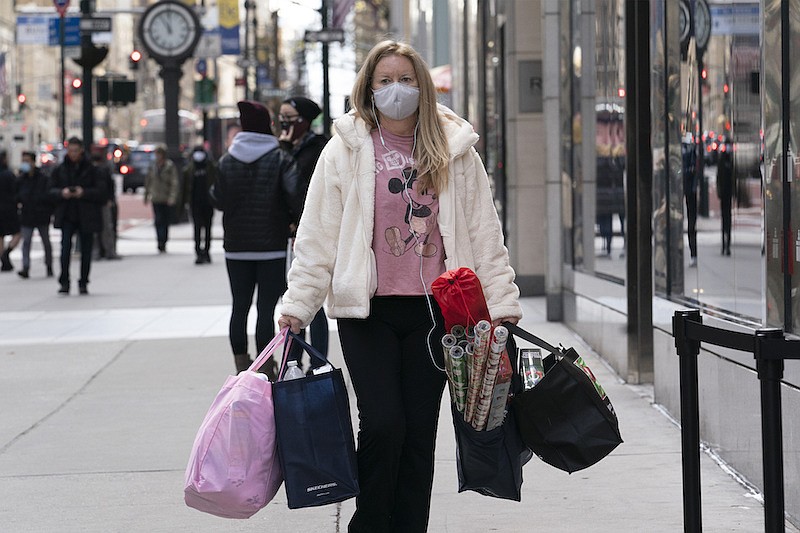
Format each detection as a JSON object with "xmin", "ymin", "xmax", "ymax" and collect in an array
[{"xmin": 373, "ymin": 101, "xmax": 445, "ymax": 373}]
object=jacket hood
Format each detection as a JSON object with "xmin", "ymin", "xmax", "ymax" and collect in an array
[
  {"xmin": 331, "ymin": 103, "xmax": 479, "ymax": 159},
  {"xmin": 228, "ymin": 131, "xmax": 280, "ymax": 163}
]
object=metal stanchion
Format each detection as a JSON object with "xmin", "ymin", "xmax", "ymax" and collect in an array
[
  {"xmin": 673, "ymin": 310, "xmax": 702, "ymax": 533},
  {"xmin": 755, "ymin": 329, "xmax": 786, "ymax": 533}
]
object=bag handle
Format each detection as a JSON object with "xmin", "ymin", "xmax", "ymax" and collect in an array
[
  {"xmin": 249, "ymin": 327, "xmax": 292, "ymax": 372},
  {"xmin": 277, "ymin": 330, "xmax": 333, "ymax": 380},
  {"xmin": 501, "ymin": 321, "xmax": 561, "ymax": 355}
]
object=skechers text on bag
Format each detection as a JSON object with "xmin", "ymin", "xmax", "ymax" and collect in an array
[{"xmin": 272, "ymin": 331, "xmax": 359, "ymax": 509}]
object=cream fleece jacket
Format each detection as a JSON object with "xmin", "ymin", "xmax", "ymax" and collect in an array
[{"xmin": 280, "ymin": 104, "xmax": 522, "ymax": 327}]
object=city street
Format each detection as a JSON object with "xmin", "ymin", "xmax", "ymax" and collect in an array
[{"xmin": 0, "ymin": 200, "xmax": 795, "ymax": 532}]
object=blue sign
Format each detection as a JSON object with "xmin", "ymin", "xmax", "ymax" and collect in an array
[
  {"xmin": 220, "ymin": 25, "xmax": 240, "ymax": 55},
  {"xmin": 48, "ymin": 16, "xmax": 80, "ymax": 46}
]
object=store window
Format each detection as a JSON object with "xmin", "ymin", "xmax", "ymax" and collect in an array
[
  {"xmin": 564, "ymin": 0, "xmax": 765, "ymax": 323},
  {"xmin": 677, "ymin": 0, "xmax": 763, "ymax": 321}
]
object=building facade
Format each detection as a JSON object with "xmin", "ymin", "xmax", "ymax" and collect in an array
[{"xmin": 406, "ymin": 0, "xmax": 798, "ymax": 527}]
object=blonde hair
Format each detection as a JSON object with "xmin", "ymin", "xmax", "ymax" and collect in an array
[{"xmin": 351, "ymin": 40, "xmax": 450, "ymax": 193}]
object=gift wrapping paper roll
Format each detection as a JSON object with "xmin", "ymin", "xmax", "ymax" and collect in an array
[
  {"xmin": 472, "ymin": 326, "xmax": 509, "ymax": 430},
  {"xmin": 450, "ymin": 324, "xmax": 466, "ymax": 341},
  {"xmin": 449, "ymin": 345, "xmax": 468, "ymax": 413},
  {"xmin": 465, "ymin": 320, "xmax": 492, "ymax": 424},
  {"xmin": 441, "ymin": 333, "xmax": 459, "ymax": 401}
]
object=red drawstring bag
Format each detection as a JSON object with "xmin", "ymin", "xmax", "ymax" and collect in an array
[{"xmin": 431, "ymin": 267, "xmax": 491, "ymax": 331}]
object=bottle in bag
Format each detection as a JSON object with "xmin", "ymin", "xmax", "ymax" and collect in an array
[{"xmin": 282, "ymin": 360, "xmax": 305, "ymax": 381}]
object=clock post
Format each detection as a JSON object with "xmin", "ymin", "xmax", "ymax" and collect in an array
[
  {"xmin": 161, "ymin": 61, "xmax": 184, "ymax": 164},
  {"xmin": 137, "ymin": 0, "xmax": 201, "ymax": 165}
]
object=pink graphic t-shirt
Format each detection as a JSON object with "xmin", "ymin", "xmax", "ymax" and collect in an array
[{"xmin": 371, "ymin": 128, "xmax": 446, "ymax": 296}]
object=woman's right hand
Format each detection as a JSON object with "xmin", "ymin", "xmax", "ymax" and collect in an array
[{"xmin": 278, "ymin": 315, "xmax": 303, "ymax": 334}]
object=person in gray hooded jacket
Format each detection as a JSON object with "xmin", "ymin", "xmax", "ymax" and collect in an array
[{"xmin": 211, "ymin": 100, "xmax": 302, "ymax": 375}]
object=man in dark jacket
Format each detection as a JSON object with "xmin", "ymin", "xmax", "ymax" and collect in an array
[
  {"xmin": 183, "ymin": 145, "xmax": 218, "ymax": 264},
  {"xmin": 279, "ymin": 96, "xmax": 331, "ymax": 368},
  {"xmin": 0, "ymin": 150, "xmax": 21, "ymax": 271},
  {"xmin": 49, "ymin": 137, "xmax": 106, "ymax": 294},
  {"xmin": 16, "ymin": 151, "xmax": 53, "ymax": 278},
  {"xmin": 211, "ymin": 100, "xmax": 302, "ymax": 375}
]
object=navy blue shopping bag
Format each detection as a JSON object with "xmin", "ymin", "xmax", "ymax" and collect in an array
[{"xmin": 272, "ymin": 331, "xmax": 359, "ymax": 509}]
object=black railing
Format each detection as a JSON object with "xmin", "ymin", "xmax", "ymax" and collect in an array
[{"xmin": 673, "ymin": 309, "xmax": 800, "ymax": 533}]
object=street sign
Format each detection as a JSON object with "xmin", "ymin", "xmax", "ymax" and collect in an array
[
  {"xmin": 48, "ymin": 16, "xmax": 81, "ymax": 46},
  {"xmin": 304, "ymin": 28, "xmax": 345, "ymax": 44},
  {"xmin": 53, "ymin": 0, "xmax": 70, "ymax": 17},
  {"xmin": 17, "ymin": 16, "xmax": 52, "ymax": 45},
  {"xmin": 79, "ymin": 17, "xmax": 112, "ymax": 33}
]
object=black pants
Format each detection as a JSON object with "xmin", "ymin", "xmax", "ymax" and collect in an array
[
  {"xmin": 191, "ymin": 204, "xmax": 213, "ymax": 255},
  {"xmin": 59, "ymin": 220, "xmax": 93, "ymax": 287},
  {"xmin": 287, "ymin": 307, "xmax": 330, "ymax": 367},
  {"xmin": 152, "ymin": 202, "xmax": 172, "ymax": 250},
  {"xmin": 685, "ymin": 187, "xmax": 698, "ymax": 258},
  {"xmin": 338, "ymin": 296, "xmax": 446, "ymax": 533},
  {"xmin": 225, "ymin": 258, "xmax": 286, "ymax": 356},
  {"xmin": 720, "ymin": 195, "xmax": 732, "ymax": 253}
]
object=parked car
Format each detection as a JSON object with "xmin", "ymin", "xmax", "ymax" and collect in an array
[{"xmin": 120, "ymin": 144, "xmax": 157, "ymax": 193}]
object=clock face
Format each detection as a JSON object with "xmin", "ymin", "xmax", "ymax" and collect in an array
[
  {"xmin": 140, "ymin": 0, "xmax": 200, "ymax": 62},
  {"xmin": 694, "ymin": 0, "xmax": 711, "ymax": 51}
]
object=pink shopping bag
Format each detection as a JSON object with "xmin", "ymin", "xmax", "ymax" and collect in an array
[{"xmin": 184, "ymin": 329, "xmax": 289, "ymax": 518}]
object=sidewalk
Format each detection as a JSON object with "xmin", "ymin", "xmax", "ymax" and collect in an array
[{"xmin": 0, "ymin": 218, "xmax": 795, "ymax": 532}]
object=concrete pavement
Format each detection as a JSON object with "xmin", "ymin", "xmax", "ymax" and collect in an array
[{"xmin": 0, "ymin": 212, "xmax": 796, "ymax": 532}]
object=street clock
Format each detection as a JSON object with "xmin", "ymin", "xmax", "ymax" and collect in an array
[
  {"xmin": 694, "ymin": 0, "xmax": 711, "ymax": 52},
  {"xmin": 138, "ymin": 0, "xmax": 201, "ymax": 64}
]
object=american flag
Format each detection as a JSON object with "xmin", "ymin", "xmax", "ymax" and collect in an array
[{"xmin": 0, "ymin": 53, "xmax": 7, "ymax": 95}]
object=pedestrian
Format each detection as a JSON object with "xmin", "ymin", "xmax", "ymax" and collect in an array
[
  {"xmin": 682, "ymin": 132, "xmax": 698, "ymax": 267},
  {"xmin": 183, "ymin": 145, "xmax": 218, "ymax": 264},
  {"xmin": 0, "ymin": 150, "xmax": 21, "ymax": 272},
  {"xmin": 210, "ymin": 100, "xmax": 302, "ymax": 375},
  {"xmin": 278, "ymin": 40, "xmax": 522, "ymax": 532},
  {"xmin": 717, "ymin": 137, "xmax": 733, "ymax": 256},
  {"xmin": 91, "ymin": 151, "xmax": 120, "ymax": 260},
  {"xmin": 16, "ymin": 150, "xmax": 54, "ymax": 278},
  {"xmin": 48, "ymin": 137, "xmax": 106, "ymax": 295},
  {"xmin": 144, "ymin": 145, "xmax": 179, "ymax": 253},
  {"xmin": 278, "ymin": 95, "xmax": 331, "ymax": 368}
]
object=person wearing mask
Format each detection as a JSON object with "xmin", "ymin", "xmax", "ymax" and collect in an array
[
  {"xmin": 16, "ymin": 151, "xmax": 53, "ymax": 278},
  {"xmin": 278, "ymin": 41, "xmax": 522, "ymax": 532},
  {"xmin": 144, "ymin": 145, "xmax": 179, "ymax": 253},
  {"xmin": 0, "ymin": 150, "xmax": 21, "ymax": 272},
  {"xmin": 183, "ymin": 145, "xmax": 218, "ymax": 264},
  {"xmin": 211, "ymin": 101, "xmax": 302, "ymax": 375},
  {"xmin": 278, "ymin": 95, "xmax": 331, "ymax": 368},
  {"xmin": 91, "ymin": 151, "xmax": 120, "ymax": 260},
  {"xmin": 48, "ymin": 137, "xmax": 106, "ymax": 294}
]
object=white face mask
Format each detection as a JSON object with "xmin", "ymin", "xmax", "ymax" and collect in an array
[
  {"xmin": 372, "ymin": 82, "xmax": 420, "ymax": 121},
  {"xmin": 192, "ymin": 151, "xmax": 207, "ymax": 163}
]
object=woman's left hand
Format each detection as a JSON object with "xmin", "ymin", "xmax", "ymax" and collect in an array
[{"xmin": 492, "ymin": 317, "xmax": 519, "ymax": 327}]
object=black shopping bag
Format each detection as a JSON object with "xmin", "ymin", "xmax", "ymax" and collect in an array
[
  {"xmin": 504, "ymin": 323, "xmax": 623, "ymax": 473},
  {"xmin": 272, "ymin": 332, "xmax": 359, "ymax": 509},
  {"xmin": 451, "ymin": 402, "xmax": 532, "ymax": 501}
]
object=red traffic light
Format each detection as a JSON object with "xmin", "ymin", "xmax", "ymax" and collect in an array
[
  {"xmin": 72, "ymin": 78, "xmax": 82, "ymax": 90},
  {"xmin": 17, "ymin": 93, "xmax": 26, "ymax": 104},
  {"xmin": 130, "ymin": 50, "xmax": 142, "ymax": 62}
]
